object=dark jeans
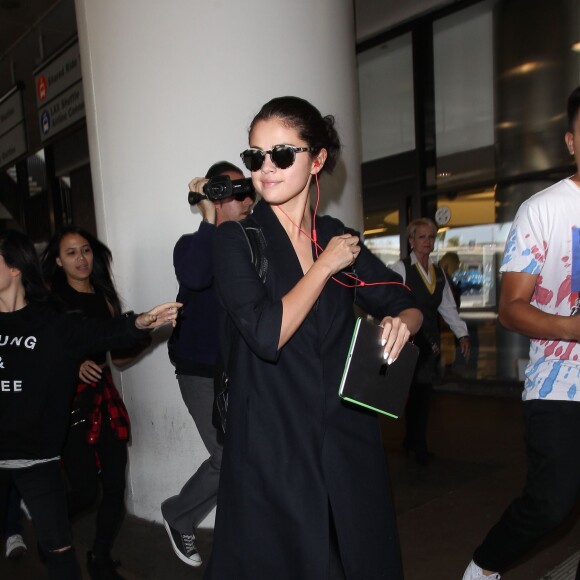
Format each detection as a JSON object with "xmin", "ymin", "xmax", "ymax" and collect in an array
[
  {"xmin": 474, "ymin": 400, "xmax": 580, "ymax": 573},
  {"xmin": 62, "ymin": 416, "xmax": 128, "ymax": 558},
  {"xmin": 0, "ymin": 461, "xmax": 81, "ymax": 579},
  {"xmin": 4, "ymin": 482, "xmax": 23, "ymax": 538}
]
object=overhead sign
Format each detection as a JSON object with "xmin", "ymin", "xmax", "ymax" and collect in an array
[
  {"xmin": 0, "ymin": 86, "xmax": 27, "ymax": 169},
  {"xmin": 38, "ymin": 80, "xmax": 85, "ymax": 141},
  {"xmin": 34, "ymin": 40, "xmax": 85, "ymax": 141}
]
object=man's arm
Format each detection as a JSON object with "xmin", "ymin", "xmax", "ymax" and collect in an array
[
  {"xmin": 438, "ymin": 277, "xmax": 468, "ymax": 338},
  {"xmin": 173, "ymin": 223, "xmax": 215, "ymax": 290},
  {"xmin": 499, "ymin": 271, "xmax": 580, "ymax": 341}
]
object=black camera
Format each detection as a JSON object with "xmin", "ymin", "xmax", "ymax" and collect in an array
[{"xmin": 188, "ymin": 175, "xmax": 255, "ymax": 205}]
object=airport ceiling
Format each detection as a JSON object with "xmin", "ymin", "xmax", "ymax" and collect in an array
[
  {"xmin": 0, "ymin": 0, "xmax": 76, "ymax": 94},
  {"xmin": 0, "ymin": 0, "xmax": 445, "ymax": 95}
]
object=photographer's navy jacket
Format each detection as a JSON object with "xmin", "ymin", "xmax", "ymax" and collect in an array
[
  {"xmin": 0, "ymin": 303, "xmax": 149, "ymax": 461},
  {"xmin": 171, "ymin": 221, "xmax": 220, "ymax": 377}
]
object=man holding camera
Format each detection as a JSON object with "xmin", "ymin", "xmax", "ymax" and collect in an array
[{"xmin": 161, "ymin": 161, "xmax": 254, "ymax": 567}]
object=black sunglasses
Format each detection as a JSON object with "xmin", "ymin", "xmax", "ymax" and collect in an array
[
  {"xmin": 240, "ymin": 144, "xmax": 315, "ymax": 172},
  {"xmin": 233, "ymin": 190, "xmax": 256, "ymax": 202}
]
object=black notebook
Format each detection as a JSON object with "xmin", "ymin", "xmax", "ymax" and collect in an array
[{"xmin": 339, "ymin": 317, "xmax": 419, "ymax": 419}]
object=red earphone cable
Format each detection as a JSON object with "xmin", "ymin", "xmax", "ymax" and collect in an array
[{"xmin": 277, "ymin": 172, "xmax": 411, "ymax": 292}]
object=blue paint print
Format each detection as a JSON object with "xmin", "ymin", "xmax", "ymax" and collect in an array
[
  {"xmin": 502, "ymin": 229, "xmax": 518, "ymax": 266},
  {"xmin": 567, "ymin": 384, "xmax": 577, "ymax": 400},
  {"xmin": 522, "ymin": 259, "xmax": 541, "ymax": 274},
  {"xmin": 572, "ymin": 227, "xmax": 580, "ymax": 292},
  {"xmin": 539, "ymin": 360, "xmax": 564, "ymax": 398}
]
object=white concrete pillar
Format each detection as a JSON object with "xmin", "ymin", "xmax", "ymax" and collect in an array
[{"xmin": 74, "ymin": 0, "xmax": 362, "ymax": 524}]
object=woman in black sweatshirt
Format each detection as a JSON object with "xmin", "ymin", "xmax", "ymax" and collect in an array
[{"xmin": 0, "ymin": 230, "xmax": 179, "ymax": 580}]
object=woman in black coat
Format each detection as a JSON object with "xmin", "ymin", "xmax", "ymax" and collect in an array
[{"xmin": 205, "ymin": 97, "xmax": 423, "ymax": 580}]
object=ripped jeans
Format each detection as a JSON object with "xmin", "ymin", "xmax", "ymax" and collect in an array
[{"xmin": 0, "ymin": 460, "xmax": 80, "ymax": 579}]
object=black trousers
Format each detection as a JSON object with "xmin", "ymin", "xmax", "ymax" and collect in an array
[
  {"xmin": 403, "ymin": 379, "xmax": 433, "ymax": 455},
  {"xmin": 404, "ymin": 352, "xmax": 436, "ymax": 456},
  {"xmin": 474, "ymin": 400, "xmax": 580, "ymax": 573},
  {"xmin": 62, "ymin": 416, "xmax": 127, "ymax": 558},
  {"xmin": 0, "ymin": 461, "xmax": 81, "ymax": 579}
]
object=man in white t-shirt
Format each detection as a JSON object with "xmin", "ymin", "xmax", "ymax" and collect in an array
[{"xmin": 462, "ymin": 87, "xmax": 580, "ymax": 580}]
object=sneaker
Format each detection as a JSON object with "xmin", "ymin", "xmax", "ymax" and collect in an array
[
  {"xmin": 6, "ymin": 534, "xmax": 27, "ymax": 559},
  {"xmin": 162, "ymin": 519, "xmax": 202, "ymax": 567},
  {"xmin": 86, "ymin": 551, "xmax": 125, "ymax": 580},
  {"xmin": 462, "ymin": 559, "xmax": 501, "ymax": 580}
]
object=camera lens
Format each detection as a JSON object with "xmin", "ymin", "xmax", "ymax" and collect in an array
[{"xmin": 188, "ymin": 191, "xmax": 204, "ymax": 205}]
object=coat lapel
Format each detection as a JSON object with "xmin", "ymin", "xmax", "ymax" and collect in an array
[
  {"xmin": 251, "ymin": 202, "xmax": 351, "ymax": 336},
  {"xmin": 252, "ymin": 201, "xmax": 305, "ymax": 296}
]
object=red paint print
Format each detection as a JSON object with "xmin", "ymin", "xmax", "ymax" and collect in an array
[
  {"xmin": 555, "ymin": 275, "xmax": 572, "ymax": 307},
  {"xmin": 544, "ymin": 340, "xmax": 577, "ymax": 361},
  {"xmin": 530, "ymin": 244, "xmax": 545, "ymax": 264},
  {"xmin": 534, "ymin": 283, "xmax": 553, "ymax": 305}
]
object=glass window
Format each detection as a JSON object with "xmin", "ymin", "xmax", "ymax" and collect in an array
[
  {"xmin": 433, "ymin": 221, "xmax": 512, "ymax": 309},
  {"xmin": 433, "ymin": 1, "xmax": 495, "ymax": 186},
  {"xmin": 364, "ymin": 233, "xmax": 401, "ymax": 268},
  {"xmin": 358, "ymin": 34, "xmax": 415, "ymax": 161}
]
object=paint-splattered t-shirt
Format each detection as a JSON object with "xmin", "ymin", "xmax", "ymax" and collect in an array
[{"xmin": 501, "ymin": 178, "xmax": 580, "ymax": 402}]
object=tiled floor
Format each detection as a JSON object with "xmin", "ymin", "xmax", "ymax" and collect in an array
[{"xmin": 2, "ymin": 388, "xmax": 580, "ymax": 579}]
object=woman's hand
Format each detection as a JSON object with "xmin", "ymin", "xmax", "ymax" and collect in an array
[
  {"xmin": 459, "ymin": 335, "xmax": 471, "ymax": 361},
  {"xmin": 379, "ymin": 316, "xmax": 411, "ymax": 365},
  {"xmin": 135, "ymin": 302, "xmax": 182, "ymax": 330},
  {"xmin": 79, "ymin": 359, "xmax": 104, "ymax": 384},
  {"xmin": 379, "ymin": 307, "xmax": 423, "ymax": 364},
  {"xmin": 317, "ymin": 234, "xmax": 361, "ymax": 276}
]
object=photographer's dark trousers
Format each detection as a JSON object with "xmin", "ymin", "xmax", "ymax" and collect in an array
[
  {"xmin": 473, "ymin": 400, "xmax": 580, "ymax": 573},
  {"xmin": 0, "ymin": 461, "xmax": 81, "ymax": 579},
  {"xmin": 63, "ymin": 415, "xmax": 127, "ymax": 559},
  {"xmin": 161, "ymin": 375, "xmax": 223, "ymax": 534}
]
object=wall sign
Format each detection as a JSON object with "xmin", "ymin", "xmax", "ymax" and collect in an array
[
  {"xmin": 34, "ymin": 40, "xmax": 85, "ymax": 142},
  {"xmin": 0, "ymin": 86, "xmax": 27, "ymax": 169}
]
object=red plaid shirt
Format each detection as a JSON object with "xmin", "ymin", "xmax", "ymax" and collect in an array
[{"xmin": 73, "ymin": 366, "xmax": 131, "ymax": 444}]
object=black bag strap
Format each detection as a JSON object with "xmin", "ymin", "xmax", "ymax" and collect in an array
[
  {"xmin": 214, "ymin": 219, "xmax": 268, "ymax": 433},
  {"xmin": 236, "ymin": 218, "xmax": 268, "ymax": 283},
  {"xmin": 220, "ymin": 220, "xmax": 269, "ymax": 369}
]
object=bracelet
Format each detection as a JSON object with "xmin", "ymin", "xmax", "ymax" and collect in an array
[{"xmin": 459, "ymin": 336, "xmax": 469, "ymax": 342}]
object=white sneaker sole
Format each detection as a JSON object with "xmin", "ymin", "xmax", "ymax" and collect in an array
[{"xmin": 162, "ymin": 519, "xmax": 202, "ymax": 567}]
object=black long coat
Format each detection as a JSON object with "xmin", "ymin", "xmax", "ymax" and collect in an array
[{"xmin": 205, "ymin": 201, "xmax": 417, "ymax": 580}]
